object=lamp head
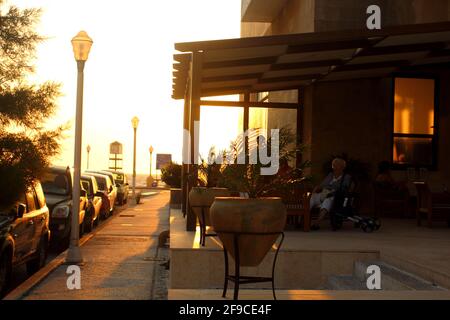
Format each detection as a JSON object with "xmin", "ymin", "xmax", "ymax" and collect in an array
[
  {"xmin": 149, "ymin": 146, "xmax": 154, "ymax": 154},
  {"xmin": 131, "ymin": 116, "xmax": 140, "ymax": 129},
  {"xmin": 71, "ymin": 31, "xmax": 93, "ymax": 62}
]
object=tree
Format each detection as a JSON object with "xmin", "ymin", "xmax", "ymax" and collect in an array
[
  {"xmin": 0, "ymin": 1, "xmax": 64, "ymax": 207},
  {"xmin": 161, "ymin": 162, "xmax": 182, "ymax": 188}
]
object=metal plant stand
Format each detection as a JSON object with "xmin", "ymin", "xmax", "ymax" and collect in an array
[
  {"xmin": 220, "ymin": 231, "xmax": 285, "ymax": 300},
  {"xmin": 191, "ymin": 205, "xmax": 217, "ymax": 246}
]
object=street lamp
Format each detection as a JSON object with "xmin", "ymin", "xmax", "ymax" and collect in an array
[
  {"xmin": 131, "ymin": 116, "xmax": 139, "ymax": 200},
  {"xmin": 86, "ymin": 145, "xmax": 91, "ymax": 170},
  {"xmin": 149, "ymin": 145, "xmax": 154, "ymax": 180},
  {"xmin": 66, "ymin": 31, "xmax": 93, "ymax": 265}
]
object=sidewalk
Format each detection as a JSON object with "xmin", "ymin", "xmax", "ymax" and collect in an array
[{"xmin": 16, "ymin": 191, "xmax": 170, "ymax": 300}]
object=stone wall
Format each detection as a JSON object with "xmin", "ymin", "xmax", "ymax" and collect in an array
[
  {"xmin": 270, "ymin": 0, "xmax": 316, "ymax": 34},
  {"xmin": 314, "ymin": 0, "xmax": 449, "ymax": 32}
]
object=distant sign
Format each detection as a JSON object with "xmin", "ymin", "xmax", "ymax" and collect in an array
[
  {"xmin": 110, "ymin": 141, "xmax": 123, "ymax": 155},
  {"xmin": 156, "ymin": 154, "xmax": 172, "ymax": 170}
]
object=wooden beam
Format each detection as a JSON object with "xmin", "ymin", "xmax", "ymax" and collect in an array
[
  {"xmin": 358, "ymin": 42, "xmax": 446, "ymax": 56},
  {"xmin": 287, "ymin": 39, "xmax": 373, "ymax": 54},
  {"xmin": 243, "ymin": 93, "xmax": 250, "ymax": 165},
  {"xmin": 175, "ymin": 22, "xmax": 450, "ymax": 52},
  {"xmin": 296, "ymin": 89, "xmax": 303, "ymax": 169},
  {"xmin": 199, "ymin": 100, "xmax": 299, "ymax": 109},
  {"xmin": 334, "ymin": 60, "xmax": 411, "ymax": 72},
  {"xmin": 181, "ymin": 79, "xmax": 191, "ymax": 215},
  {"xmin": 174, "ymin": 53, "xmax": 191, "ymax": 63},
  {"xmin": 258, "ymin": 74, "xmax": 323, "ymax": 84},
  {"xmin": 203, "ymin": 56, "xmax": 277, "ymax": 69},
  {"xmin": 203, "ymin": 73, "xmax": 262, "ymax": 83},
  {"xmin": 270, "ymin": 59, "xmax": 344, "ymax": 71},
  {"xmin": 173, "ymin": 63, "xmax": 190, "ymax": 71},
  {"xmin": 200, "ymin": 85, "xmax": 253, "ymax": 97},
  {"xmin": 186, "ymin": 51, "xmax": 203, "ymax": 231}
]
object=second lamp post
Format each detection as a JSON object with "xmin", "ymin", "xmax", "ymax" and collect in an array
[{"xmin": 131, "ymin": 116, "xmax": 139, "ymax": 200}]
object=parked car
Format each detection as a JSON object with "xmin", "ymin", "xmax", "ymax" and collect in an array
[
  {"xmin": 41, "ymin": 166, "xmax": 87, "ymax": 249},
  {"xmin": 0, "ymin": 182, "xmax": 50, "ymax": 295},
  {"xmin": 86, "ymin": 170, "xmax": 118, "ymax": 205},
  {"xmin": 104, "ymin": 170, "xmax": 129, "ymax": 205},
  {"xmin": 80, "ymin": 175, "xmax": 103, "ymax": 232},
  {"xmin": 85, "ymin": 173, "xmax": 116, "ymax": 216}
]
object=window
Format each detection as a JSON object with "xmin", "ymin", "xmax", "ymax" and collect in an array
[{"xmin": 393, "ymin": 77, "xmax": 437, "ymax": 168}]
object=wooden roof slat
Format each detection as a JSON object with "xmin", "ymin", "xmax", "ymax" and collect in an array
[
  {"xmin": 203, "ymin": 73, "xmax": 262, "ymax": 83},
  {"xmin": 174, "ymin": 22, "xmax": 450, "ymax": 52},
  {"xmin": 258, "ymin": 74, "xmax": 324, "ymax": 84},
  {"xmin": 270, "ymin": 59, "xmax": 344, "ymax": 71},
  {"xmin": 172, "ymin": 22, "xmax": 450, "ymax": 99}
]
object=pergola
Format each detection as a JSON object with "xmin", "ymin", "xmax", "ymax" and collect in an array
[{"xmin": 172, "ymin": 22, "xmax": 450, "ymax": 230}]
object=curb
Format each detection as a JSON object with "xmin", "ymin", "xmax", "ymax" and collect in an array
[
  {"xmin": 3, "ymin": 233, "xmax": 94, "ymax": 301},
  {"xmin": 3, "ymin": 193, "xmax": 161, "ymax": 300}
]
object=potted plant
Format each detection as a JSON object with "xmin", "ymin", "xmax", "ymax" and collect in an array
[
  {"xmin": 161, "ymin": 162, "xmax": 182, "ymax": 209},
  {"xmin": 210, "ymin": 127, "xmax": 310, "ymax": 266},
  {"xmin": 188, "ymin": 147, "xmax": 230, "ymax": 245}
]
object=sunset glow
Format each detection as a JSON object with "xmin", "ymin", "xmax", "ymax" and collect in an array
[{"xmin": 10, "ymin": 0, "xmax": 241, "ymax": 174}]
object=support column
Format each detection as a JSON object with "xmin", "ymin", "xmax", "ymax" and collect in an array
[
  {"xmin": 296, "ymin": 89, "xmax": 303, "ymax": 168},
  {"xmin": 181, "ymin": 82, "xmax": 191, "ymax": 215},
  {"xmin": 186, "ymin": 51, "xmax": 203, "ymax": 231},
  {"xmin": 243, "ymin": 93, "xmax": 250, "ymax": 164}
]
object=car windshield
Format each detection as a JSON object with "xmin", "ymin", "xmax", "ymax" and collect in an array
[
  {"xmin": 42, "ymin": 172, "xmax": 70, "ymax": 195},
  {"xmin": 81, "ymin": 180, "xmax": 91, "ymax": 196},
  {"xmin": 96, "ymin": 177, "xmax": 107, "ymax": 191}
]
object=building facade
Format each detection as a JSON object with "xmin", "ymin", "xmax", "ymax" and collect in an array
[{"xmin": 240, "ymin": 0, "xmax": 450, "ymax": 209}]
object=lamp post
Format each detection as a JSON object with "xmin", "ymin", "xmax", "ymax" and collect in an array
[
  {"xmin": 66, "ymin": 31, "xmax": 93, "ymax": 264},
  {"xmin": 86, "ymin": 145, "xmax": 91, "ymax": 170},
  {"xmin": 131, "ymin": 116, "xmax": 139, "ymax": 199},
  {"xmin": 149, "ymin": 145, "xmax": 154, "ymax": 180}
]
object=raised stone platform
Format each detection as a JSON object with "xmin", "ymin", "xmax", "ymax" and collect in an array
[{"xmin": 169, "ymin": 209, "xmax": 379, "ymax": 290}]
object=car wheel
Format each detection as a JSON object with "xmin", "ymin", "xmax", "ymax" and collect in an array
[
  {"xmin": 84, "ymin": 208, "xmax": 95, "ymax": 233},
  {"xmin": 0, "ymin": 251, "xmax": 12, "ymax": 296},
  {"xmin": 60, "ymin": 235, "xmax": 70, "ymax": 252},
  {"xmin": 94, "ymin": 214, "xmax": 99, "ymax": 227},
  {"xmin": 79, "ymin": 221, "xmax": 85, "ymax": 238},
  {"xmin": 26, "ymin": 236, "xmax": 48, "ymax": 275}
]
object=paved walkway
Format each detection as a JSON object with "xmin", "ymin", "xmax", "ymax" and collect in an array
[{"xmin": 21, "ymin": 192, "xmax": 170, "ymax": 300}]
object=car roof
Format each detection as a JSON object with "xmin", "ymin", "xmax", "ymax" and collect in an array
[
  {"xmin": 84, "ymin": 172, "xmax": 109, "ymax": 180},
  {"xmin": 104, "ymin": 170, "xmax": 125, "ymax": 174},
  {"xmin": 47, "ymin": 165, "xmax": 71, "ymax": 173},
  {"xmin": 86, "ymin": 170, "xmax": 114, "ymax": 177}
]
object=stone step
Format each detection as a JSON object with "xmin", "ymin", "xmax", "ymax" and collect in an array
[
  {"xmin": 324, "ymin": 275, "xmax": 367, "ymax": 290},
  {"xmin": 354, "ymin": 261, "xmax": 444, "ymax": 291}
]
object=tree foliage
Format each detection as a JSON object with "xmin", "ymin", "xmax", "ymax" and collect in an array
[
  {"xmin": 0, "ymin": 1, "xmax": 63, "ymax": 207},
  {"xmin": 161, "ymin": 162, "xmax": 182, "ymax": 188},
  {"xmin": 218, "ymin": 126, "xmax": 312, "ymax": 198}
]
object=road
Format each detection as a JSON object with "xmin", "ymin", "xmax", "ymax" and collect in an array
[{"xmin": 5, "ymin": 202, "xmax": 129, "ymax": 297}]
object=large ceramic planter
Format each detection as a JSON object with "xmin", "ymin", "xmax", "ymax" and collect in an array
[
  {"xmin": 210, "ymin": 197, "xmax": 286, "ymax": 267},
  {"xmin": 188, "ymin": 187, "xmax": 230, "ymax": 226}
]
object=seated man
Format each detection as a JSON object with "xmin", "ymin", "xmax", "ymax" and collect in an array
[{"xmin": 310, "ymin": 158, "xmax": 352, "ymax": 230}]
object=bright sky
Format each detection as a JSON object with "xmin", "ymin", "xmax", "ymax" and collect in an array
[{"xmin": 10, "ymin": 0, "xmax": 242, "ymax": 174}]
